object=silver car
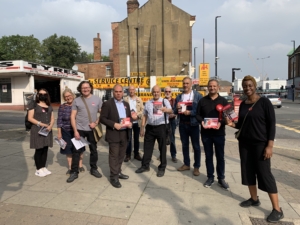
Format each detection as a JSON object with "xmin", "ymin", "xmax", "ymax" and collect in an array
[{"xmin": 262, "ymin": 94, "xmax": 282, "ymax": 108}]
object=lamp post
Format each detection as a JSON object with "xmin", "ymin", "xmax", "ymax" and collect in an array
[
  {"xmin": 194, "ymin": 47, "xmax": 197, "ymax": 79},
  {"xmin": 232, "ymin": 68, "xmax": 241, "ymax": 97},
  {"xmin": 215, "ymin": 16, "xmax": 221, "ymax": 79},
  {"xmin": 135, "ymin": 27, "xmax": 140, "ymax": 96},
  {"xmin": 257, "ymin": 56, "xmax": 270, "ymax": 80},
  {"xmin": 291, "ymin": 40, "xmax": 295, "ymax": 102}
]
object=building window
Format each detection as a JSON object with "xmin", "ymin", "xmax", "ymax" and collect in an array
[
  {"xmin": 106, "ymin": 66, "xmax": 111, "ymax": 77},
  {"xmin": 0, "ymin": 78, "xmax": 12, "ymax": 103}
]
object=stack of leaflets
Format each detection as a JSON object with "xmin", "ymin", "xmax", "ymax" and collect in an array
[
  {"xmin": 119, "ymin": 117, "xmax": 131, "ymax": 129},
  {"xmin": 153, "ymin": 102, "xmax": 163, "ymax": 115},
  {"xmin": 54, "ymin": 137, "xmax": 67, "ymax": 149},
  {"xmin": 222, "ymin": 104, "xmax": 238, "ymax": 121},
  {"xmin": 203, "ymin": 118, "xmax": 219, "ymax": 128},
  {"xmin": 71, "ymin": 137, "xmax": 90, "ymax": 150},
  {"xmin": 38, "ymin": 127, "xmax": 50, "ymax": 136},
  {"xmin": 178, "ymin": 101, "xmax": 192, "ymax": 114}
]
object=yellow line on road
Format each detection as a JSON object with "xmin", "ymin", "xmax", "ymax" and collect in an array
[{"xmin": 276, "ymin": 124, "xmax": 300, "ymax": 133}]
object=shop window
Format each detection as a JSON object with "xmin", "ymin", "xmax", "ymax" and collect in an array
[
  {"xmin": 0, "ymin": 78, "xmax": 12, "ymax": 103},
  {"xmin": 106, "ymin": 66, "xmax": 111, "ymax": 77}
]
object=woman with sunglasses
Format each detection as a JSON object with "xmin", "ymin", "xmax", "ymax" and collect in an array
[{"xmin": 28, "ymin": 88, "xmax": 55, "ymax": 177}]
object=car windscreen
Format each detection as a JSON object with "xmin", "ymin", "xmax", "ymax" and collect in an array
[{"xmin": 266, "ymin": 95, "xmax": 279, "ymax": 98}]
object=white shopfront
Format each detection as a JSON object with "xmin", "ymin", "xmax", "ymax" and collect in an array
[{"xmin": 0, "ymin": 60, "xmax": 84, "ymax": 110}]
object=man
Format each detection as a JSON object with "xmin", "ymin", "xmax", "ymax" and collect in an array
[
  {"xmin": 123, "ymin": 85, "xmax": 144, "ymax": 162},
  {"xmin": 164, "ymin": 86, "xmax": 177, "ymax": 163},
  {"xmin": 68, "ymin": 81, "xmax": 102, "ymax": 183},
  {"xmin": 196, "ymin": 79, "xmax": 229, "ymax": 190},
  {"xmin": 135, "ymin": 85, "xmax": 173, "ymax": 177},
  {"xmin": 174, "ymin": 77, "xmax": 202, "ymax": 176},
  {"xmin": 100, "ymin": 84, "xmax": 132, "ymax": 188}
]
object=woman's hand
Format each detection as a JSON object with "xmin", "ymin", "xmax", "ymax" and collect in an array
[
  {"xmin": 225, "ymin": 117, "xmax": 234, "ymax": 127},
  {"xmin": 74, "ymin": 131, "xmax": 81, "ymax": 140},
  {"xmin": 264, "ymin": 146, "xmax": 273, "ymax": 160}
]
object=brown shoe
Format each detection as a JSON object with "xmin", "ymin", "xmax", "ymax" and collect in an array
[
  {"xmin": 124, "ymin": 155, "xmax": 130, "ymax": 162},
  {"xmin": 193, "ymin": 168, "xmax": 200, "ymax": 176},
  {"xmin": 134, "ymin": 154, "xmax": 142, "ymax": 161},
  {"xmin": 177, "ymin": 164, "xmax": 190, "ymax": 171}
]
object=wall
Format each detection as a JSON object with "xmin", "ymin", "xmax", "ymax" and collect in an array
[{"xmin": 76, "ymin": 62, "xmax": 113, "ymax": 80}]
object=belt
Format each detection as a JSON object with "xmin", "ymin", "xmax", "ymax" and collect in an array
[
  {"xmin": 180, "ymin": 121, "xmax": 191, "ymax": 125},
  {"xmin": 147, "ymin": 124, "xmax": 165, "ymax": 127}
]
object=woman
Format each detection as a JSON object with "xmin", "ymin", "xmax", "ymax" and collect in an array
[
  {"xmin": 28, "ymin": 89, "xmax": 55, "ymax": 177},
  {"xmin": 57, "ymin": 89, "xmax": 85, "ymax": 175},
  {"xmin": 226, "ymin": 75, "xmax": 283, "ymax": 223}
]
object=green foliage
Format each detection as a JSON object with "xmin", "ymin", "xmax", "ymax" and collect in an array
[
  {"xmin": 0, "ymin": 35, "xmax": 41, "ymax": 62},
  {"xmin": 40, "ymin": 34, "xmax": 81, "ymax": 68},
  {"xmin": 75, "ymin": 51, "xmax": 94, "ymax": 62},
  {"xmin": 101, "ymin": 55, "xmax": 110, "ymax": 61}
]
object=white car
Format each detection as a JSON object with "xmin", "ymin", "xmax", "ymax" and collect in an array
[{"xmin": 262, "ymin": 94, "xmax": 282, "ymax": 108}]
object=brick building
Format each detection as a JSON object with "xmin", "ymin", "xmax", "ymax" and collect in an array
[{"xmin": 287, "ymin": 45, "xmax": 300, "ymax": 100}]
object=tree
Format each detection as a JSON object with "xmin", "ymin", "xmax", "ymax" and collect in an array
[
  {"xmin": 75, "ymin": 51, "xmax": 94, "ymax": 62},
  {"xmin": 101, "ymin": 55, "xmax": 110, "ymax": 61},
  {"xmin": 0, "ymin": 35, "xmax": 41, "ymax": 62},
  {"xmin": 41, "ymin": 34, "xmax": 81, "ymax": 68}
]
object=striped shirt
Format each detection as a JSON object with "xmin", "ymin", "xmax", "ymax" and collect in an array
[{"xmin": 144, "ymin": 98, "xmax": 171, "ymax": 126}]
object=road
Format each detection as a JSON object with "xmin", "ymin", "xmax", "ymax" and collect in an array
[{"xmin": 0, "ymin": 102, "xmax": 299, "ymax": 150}]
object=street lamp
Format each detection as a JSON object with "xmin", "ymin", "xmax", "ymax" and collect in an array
[
  {"xmin": 215, "ymin": 16, "xmax": 221, "ymax": 79},
  {"xmin": 135, "ymin": 27, "xmax": 140, "ymax": 96},
  {"xmin": 291, "ymin": 40, "xmax": 295, "ymax": 102},
  {"xmin": 232, "ymin": 68, "xmax": 241, "ymax": 97},
  {"xmin": 194, "ymin": 47, "xmax": 197, "ymax": 79},
  {"xmin": 257, "ymin": 56, "xmax": 270, "ymax": 80}
]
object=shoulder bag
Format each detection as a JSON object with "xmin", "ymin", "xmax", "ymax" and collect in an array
[
  {"xmin": 163, "ymin": 99, "xmax": 171, "ymax": 145},
  {"xmin": 81, "ymin": 97, "xmax": 103, "ymax": 142},
  {"xmin": 234, "ymin": 100, "xmax": 258, "ymax": 139}
]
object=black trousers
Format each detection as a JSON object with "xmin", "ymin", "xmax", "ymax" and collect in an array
[
  {"xmin": 126, "ymin": 123, "xmax": 140, "ymax": 156},
  {"xmin": 109, "ymin": 130, "xmax": 128, "ymax": 179},
  {"xmin": 34, "ymin": 146, "xmax": 48, "ymax": 170},
  {"xmin": 142, "ymin": 124, "xmax": 167, "ymax": 170},
  {"xmin": 71, "ymin": 130, "xmax": 98, "ymax": 173},
  {"xmin": 239, "ymin": 141, "xmax": 277, "ymax": 193}
]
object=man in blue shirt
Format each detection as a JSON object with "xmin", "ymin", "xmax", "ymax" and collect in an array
[{"xmin": 135, "ymin": 85, "xmax": 173, "ymax": 177}]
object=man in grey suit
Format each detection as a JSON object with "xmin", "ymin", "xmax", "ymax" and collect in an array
[{"xmin": 100, "ymin": 84, "xmax": 132, "ymax": 188}]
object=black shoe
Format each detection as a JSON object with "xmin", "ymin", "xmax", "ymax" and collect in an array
[
  {"xmin": 119, "ymin": 173, "xmax": 129, "ymax": 179},
  {"xmin": 124, "ymin": 155, "xmax": 130, "ymax": 162},
  {"xmin": 172, "ymin": 157, "xmax": 178, "ymax": 163},
  {"xmin": 240, "ymin": 197, "xmax": 261, "ymax": 208},
  {"xmin": 218, "ymin": 179, "xmax": 229, "ymax": 190},
  {"xmin": 135, "ymin": 167, "xmax": 150, "ymax": 173},
  {"xmin": 67, "ymin": 173, "xmax": 78, "ymax": 183},
  {"xmin": 267, "ymin": 208, "xmax": 284, "ymax": 223},
  {"xmin": 134, "ymin": 154, "xmax": 142, "ymax": 161},
  {"xmin": 110, "ymin": 178, "xmax": 122, "ymax": 188},
  {"xmin": 157, "ymin": 170, "xmax": 165, "ymax": 177},
  {"xmin": 90, "ymin": 169, "xmax": 102, "ymax": 178},
  {"xmin": 204, "ymin": 178, "xmax": 214, "ymax": 188}
]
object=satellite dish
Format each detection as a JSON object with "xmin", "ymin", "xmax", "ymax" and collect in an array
[{"xmin": 72, "ymin": 65, "xmax": 78, "ymax": 71}]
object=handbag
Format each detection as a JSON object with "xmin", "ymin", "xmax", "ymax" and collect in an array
[
  {"xmin": 163, "ymin": 99, "xmax": 171, "ymax": 145},
  {"xmin": 81, "ymin": 97, "xmax": 103, "ymax": 142},
  {"xmin": 235, "ymin": 100, "xmax": 258, "ymax": 139}
]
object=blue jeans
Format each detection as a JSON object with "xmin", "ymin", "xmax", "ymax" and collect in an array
[
  {"xmin": 201, "ymin": 134, "xmax": 225, "ymax": 180},
  {"xmin": 179, "ymin": 124, "xmax": 201, "ymax": 168},
  {"xmin": 169, "ymin": 119, "xmax": 177, "ymax": 158},
  {"xmin": 126, "ymin": 123, "xmax": 140, "ymax": 156}
]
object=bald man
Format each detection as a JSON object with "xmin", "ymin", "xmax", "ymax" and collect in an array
[{"xmin": 135, "ymin": 85, "xmax": 173, "ymax": 177}]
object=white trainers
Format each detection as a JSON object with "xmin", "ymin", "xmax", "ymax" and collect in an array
[
  {"xmin": 43, "ymin": 167, "xmax": 52, "ymax": 175},
  {"xmin": 35, "ymin": 169, "xmax": 47, "ymax": 177}
]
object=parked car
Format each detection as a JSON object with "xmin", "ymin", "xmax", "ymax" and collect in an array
[
  {"xmin": 262, "ymin": 94, "xmax": 282, "ymax": 108},
  {"xmin": 223, "ymin": 96, "xmax": 233, "ymax": 103}
]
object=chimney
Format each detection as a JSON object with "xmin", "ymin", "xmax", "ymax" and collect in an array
[
  {"xmin": 127, "ymin": 0, "xmax": 140, "ymax": 14},
  {"xmin": 93, "ymin": 33, "xmax": 101, "ymax": 61}
]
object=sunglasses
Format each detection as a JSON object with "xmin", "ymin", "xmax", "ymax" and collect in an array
[{"xmin": 165, "ymin": 91, "xmax": 171, "ymax": 93}]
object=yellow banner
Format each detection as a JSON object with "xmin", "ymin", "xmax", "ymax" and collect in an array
[
  {"xmin": 89, "ymin": 77, "xmax": 150, "ymax": 89},
  {"xmin": 199, "ymin": 63, "xmax": 210, "ymax": 86},
  {"xmin": 130, "ymin": 72, "xmax": 147, "ymax": 76},
  {"xmin": 156, "ymin": 76, "xmax": 186, "ymax": 88},
  {"xmin": 139, "ymin": 92, "xmax": 182, "ymax": 102}
]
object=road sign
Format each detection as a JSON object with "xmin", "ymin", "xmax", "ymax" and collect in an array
[{"xmin": 199, "ymin": 63, "xmax": 210, "ymax": 86}]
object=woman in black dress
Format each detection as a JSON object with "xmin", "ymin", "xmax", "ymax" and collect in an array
[
  {"xmin": 28, "ymin": 89, "xmax": 54, "ymax": 177},
  {"xmin": 226, "ymin": 75, "xmax": 283, "ymax": 223}
]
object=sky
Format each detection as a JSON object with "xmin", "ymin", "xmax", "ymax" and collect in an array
[{"xmin": 0, "ymin": 0, "xmax": 299, "ymax": 82}]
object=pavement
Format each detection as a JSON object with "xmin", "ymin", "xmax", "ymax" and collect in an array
[{"xmin": 0, "ymin": 127, "xmax": 300, "ymax": 225}]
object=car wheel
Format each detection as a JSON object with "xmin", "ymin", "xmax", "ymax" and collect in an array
[{"xmin": 277, "ymin": 105, "xmax": 282, "ymax": 108}]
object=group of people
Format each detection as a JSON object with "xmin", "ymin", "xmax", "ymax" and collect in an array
[{"xmin": 27, "ymin": 75, "xmax": 283, "ymax": 223}]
